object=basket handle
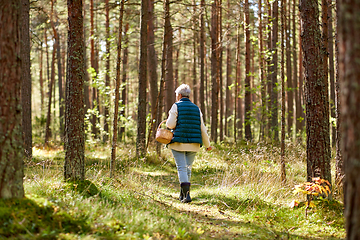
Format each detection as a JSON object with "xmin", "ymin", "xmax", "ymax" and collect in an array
[{"xmin": 157, "ymin": 120, "xmax": 167, "ymax": 131}]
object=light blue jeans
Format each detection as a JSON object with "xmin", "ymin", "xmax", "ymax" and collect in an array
[{"xmin": 171, "ymin": 149, "xmax": 197, "ymax": 183}]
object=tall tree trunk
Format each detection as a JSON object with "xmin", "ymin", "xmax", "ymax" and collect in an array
[
  {"xmin": 266, "ymin": 0, "xmax": 272, "ymax": 139},
  {"xmin": 136, "ymin": 0, "xmax": 148, "ymax": 157},
  {"xmin": 244, "ymin": 0, "xmax": 252, "ymax": 141},
  {"xmin": 21, "ymin": 0, "xmax": 32, "ymax": 158},
  {"xmin": 328, "ymin": 1, "xmax": 336, "ymax": 147},
  {"xmin": 219, "ymin": 0, "xmax": 224, "ymax": 142},
  {"xmin": 164, "ymin": 0, "xmax": 174, "ymax": 114},
  {"xmin": 225, "ymin": 0, "xmax": 232, "ymax": 138},
  {"xmin": 64, "ymin": 0, "xmax": 85, "ymax": 181},
  {"xmin": 338, "ymin": 0, "xmax": 360, "ymax": 238},
  {"xmin": 200, "ymin": 0, "xmax": 206, "ymax": 122},
  {"xmin": 0, "ymin": 0, "xmax": 25, "ymax": 199},
  {"xmin": 286, "ymin": 0, "xmax": 293, "ymax": 140},
  {"xmin": 259, "ymin": 0, "xmax": 266, "ymax": 141},
  {"xmin": 270, "ymin": 0, "xmax": 279, "ymax": 141},
  {"xmin": 90, "ymin": 0, "xmax": 98, "ymax": 138},
  {"xmin": 39, "ymin": 41, "xmax": 44, "ymax": 112},
  {"xmin": 119, "ymin": 23, "xmax": 129, "ymax": 142},
  {"xmin": 235, "ymin": 23, "xmax": 243, "ymax": 141},
  {"xmin": 110, "ymin": 0, "xmax": 125, "ymax": 178},
  {"xmin": 280, "ymin": 0, "xmax": 286, "ymax": 183},
  {"xmin": 103, "ymin": 0, "xmax": 110, "ymax": 143},
  {"xmin": 299, "ymin": 0, "xmax": 331, "ymax": 185},
  {"xmin": 211, "ymin": 1, "xmax": 219, "ymax": 142},
  {"xmin": 192, "ymin": 0, "xmax": 198, "ymax": 106},
  {"xmin": 83, "ymin": 0, "xmax": 90, "ymax": 118},
  {"xmin": 45, "ymin": 43, "xmax": 56, "ymax": 145},
  {"xmin": 147, "ymin": 0, "xmax": 158, "ymax": 141},
  {"xmin": 334, "ymin": 0, "xmax": 343, "ymax": 186},
  {"xmin": 294, "ymin": 0, "xmax": 301, "ymax": 139},
  {"xmin": 57, "ymin": 31, "xmax": 64, "ymax": 140}
]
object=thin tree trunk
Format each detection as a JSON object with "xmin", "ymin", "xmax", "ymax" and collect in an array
[
  {"xmin": 193, "ymin": 0, "xmax": 198, "ymax": 105},
  {"xmin": 235, "ymin": 23, "xmax": 243, "ymax": 141},
  {"xmin": 64, "ymin": 0, "xmax": 85, "ymax": 181},
  {"xmin": 244, "ymin": 0, "xmax": 252, "ymax": 141},
  {"xmin": 110, "ymin": 0, "xmax": 125, "ymax": 178},
  {"xmin": 334, "ymin": 0, "xmax": 343, "ymax": 186},
  {"xmin": 270, "ymin": 0, "xmax": 279, "ymax": 141},
  {"xmin": 0, "ymin": 0, "xmax": 25, "ymax": 198},
  {"xmin": 21, "ymin": 0, "xmax": 32, "ymax": 158},
  {"xmin": 164, "ymin": 0, "xmax": 174, "ymax": 114},
  {"xmin": 55, "ymin": 16, "xmax": 64, "ymax": 141},
  {"xmin": 136, "ymin": 0, "xmax": 148, "ymax": 157},
  {"xmin": 147, "ymin": 0, "xmax": 158, "ymax": 142},
  {"xmin": 211, "ymin": 1, "xmax": 219, "ymax": 142},
  {"xmin": 266, "ymin": 0, "xmax": 272, "ymax": 139},
  {"xmin": 83, "ymin": 0, "xmax": 90, "ymax": 117},
  {"xmin": 90, "ymin": 0, "xmax": 98, "ymax": 138},
  {"xmin": 45, "ymin": 43, "xmax": 56, "ymax": 145},
  {"xmin": 39, "ymin": 41, "xmax": 44, "ymax": 112},
  {"xmin": 286, "ymin": 0, "xmax": 293, "ymax": 140},
  {"xmin": 294, "ymin": 0, "xmax": 301, "ymax": 139},
  {"xmin": 200, "ymin": 0, "xmax": 206, "ymax": 122},
  {"xmin": 328, "ymin": 1, "xmax": 336, "ymax": 147},
  {"xmin": 280, "ymin": 0, "xmax": 286, "ymax": 184},
  {"xmin": 103, "ymin": 0, "xmax": 110, "ymax": 143},
  {"xmin": 219, "ymin": 0, "xmax": 224, "ymax": 142},
  {"xmin": 225, "ymin": 0, "xmax": 232, "ymax": 137},
  {"xmin": 119, "ymin": 23, "xmax": 129, "ymax": 142},
  {"xmin": 259, "ymin": 0, "xmax": 266, "ymax": 141}
]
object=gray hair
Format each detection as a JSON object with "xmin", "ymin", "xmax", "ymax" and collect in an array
[{"xmin": 175, "ymin": 84, "xmax": 191, "ymax": 97}]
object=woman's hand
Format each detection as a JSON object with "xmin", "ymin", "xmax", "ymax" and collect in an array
[{"xmin": 206, "ymin": 146, "xmax": 213, "ymax": 151}]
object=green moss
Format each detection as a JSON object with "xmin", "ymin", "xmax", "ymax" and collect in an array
[{"xmin": 0, "ymin": 198, "xmax": 90, "ymax": 238}]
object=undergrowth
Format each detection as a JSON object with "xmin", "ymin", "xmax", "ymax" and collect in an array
[{"xmin": 0, "ymin": 141, "xmax": 345, "ymax": 239}]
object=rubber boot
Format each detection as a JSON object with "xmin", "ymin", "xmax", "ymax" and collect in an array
[
  {"xmin": 179, "ymin": 187, "xmax": 184, "ymax": 201},
  {"xmin": 180, "ymin": 182, "xmax": 192, "ymax": 203}
]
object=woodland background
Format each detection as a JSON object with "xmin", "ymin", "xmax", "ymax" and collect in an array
[{"xmin": 1, "ymin": 0, "xmax": 360, "ymax": 238}]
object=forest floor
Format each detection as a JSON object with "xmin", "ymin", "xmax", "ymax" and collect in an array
[{"xmin": 0, "ymin": 141, "xmax": 345, "ymax": 239}]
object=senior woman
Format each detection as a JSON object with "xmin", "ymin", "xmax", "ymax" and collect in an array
[{"xmin": 166, "ymin": 84, "xmax": 212, "ymax": 203}]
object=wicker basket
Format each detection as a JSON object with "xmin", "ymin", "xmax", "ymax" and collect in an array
[{"xmin": 155, "ymin": 120, "xmax": 173, "ymax": 144}]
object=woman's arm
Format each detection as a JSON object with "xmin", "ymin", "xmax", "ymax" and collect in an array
[{"xmin": 166, "ymin": 104, "xmax": 178, "ymax": 129}]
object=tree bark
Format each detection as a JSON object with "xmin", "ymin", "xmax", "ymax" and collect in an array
[
  {"xmin": 328, "ymin": 0, "xmax": 336, "ymax": 147},
  {"xmin": 299, "ymin": 0, "xmax": 331, "ymax": 185},
  {"xmin": 45, "ymin": 41, "xmax": 56, "ymax": 145},
  {"xmin": 147, "ymin": 0, "xmax": 158, "ymax": 142},
  {"xmin": 110, "ymin": 0, "xmax": 125, "ymax": 178},
  {"xmin": 211, "ymin": 1, "xmax": 219, "ymax": 142},
  {"xmin": 64, "ymin": 0, "xmax": 85, "ymax": 181},
  {"xmin": 338, "ymin": 0, "xmax": 360, "ymax": 238},
  {"xmin": 270, "ymin": 0, "xmax": 279, "ymax": 141},
  {"xmin": 119, "ymin": 23, "xmax": 129, "ymax": 142},
  {"xmin": 164, "ymin": 0, "xmax": 174, "ymax": 115},
  {"xmin": 136, "ymin": 0, "xmax": 148, "ymax": 157},
  {"xmin": 334, "ymin": 0, "xmax": 343, "ymax": 186},
  {"xmin": 0, "ymin": 0, "xmax": 25, "ymax": 199},
  {"xmin": 286, "ymin": 0, "xmax": 293, "ymax": 140},
  {"xmin": 259, "ymin": 0, "xmax": 266, "ymax": 141},
  {"xmin": 21, "ymin": 0, "xmax": 32, "ymax": 158},
  {"xmin": 103, "ymin": 0, "xmax": 110, "ymax": 143},
  {"xmin": 244, "ymin": 0, "xmax": 252, "ymax": 141},
  {"xmin": 200, "ymin": 0, "xmax": 206, "ymax": 122},
  {"xmin": 280, "ymin": 0, "xmax": 286, "ymax": 183},
  {"xmin": 225, "ymin": 0, "xmax": 232, "ymax": 138}
]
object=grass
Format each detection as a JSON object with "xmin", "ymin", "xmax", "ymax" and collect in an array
[{"xmin": 1, "ymin": 141, "xmax": 345, "ymax": 239}]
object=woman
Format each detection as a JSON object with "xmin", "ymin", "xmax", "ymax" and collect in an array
[{"xmin": 166, "ymin": 84, "xmax": 212, "ymax": 203}]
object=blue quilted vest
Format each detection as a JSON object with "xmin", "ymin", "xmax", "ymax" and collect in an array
[{"xmin": 171, "ymin": 98, "xmax": 203, "ymax": 145}]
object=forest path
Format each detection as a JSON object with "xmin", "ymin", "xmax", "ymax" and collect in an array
[{"xmin": 133, "ymin": 162, "xmax": 315, "ymax": 240}]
